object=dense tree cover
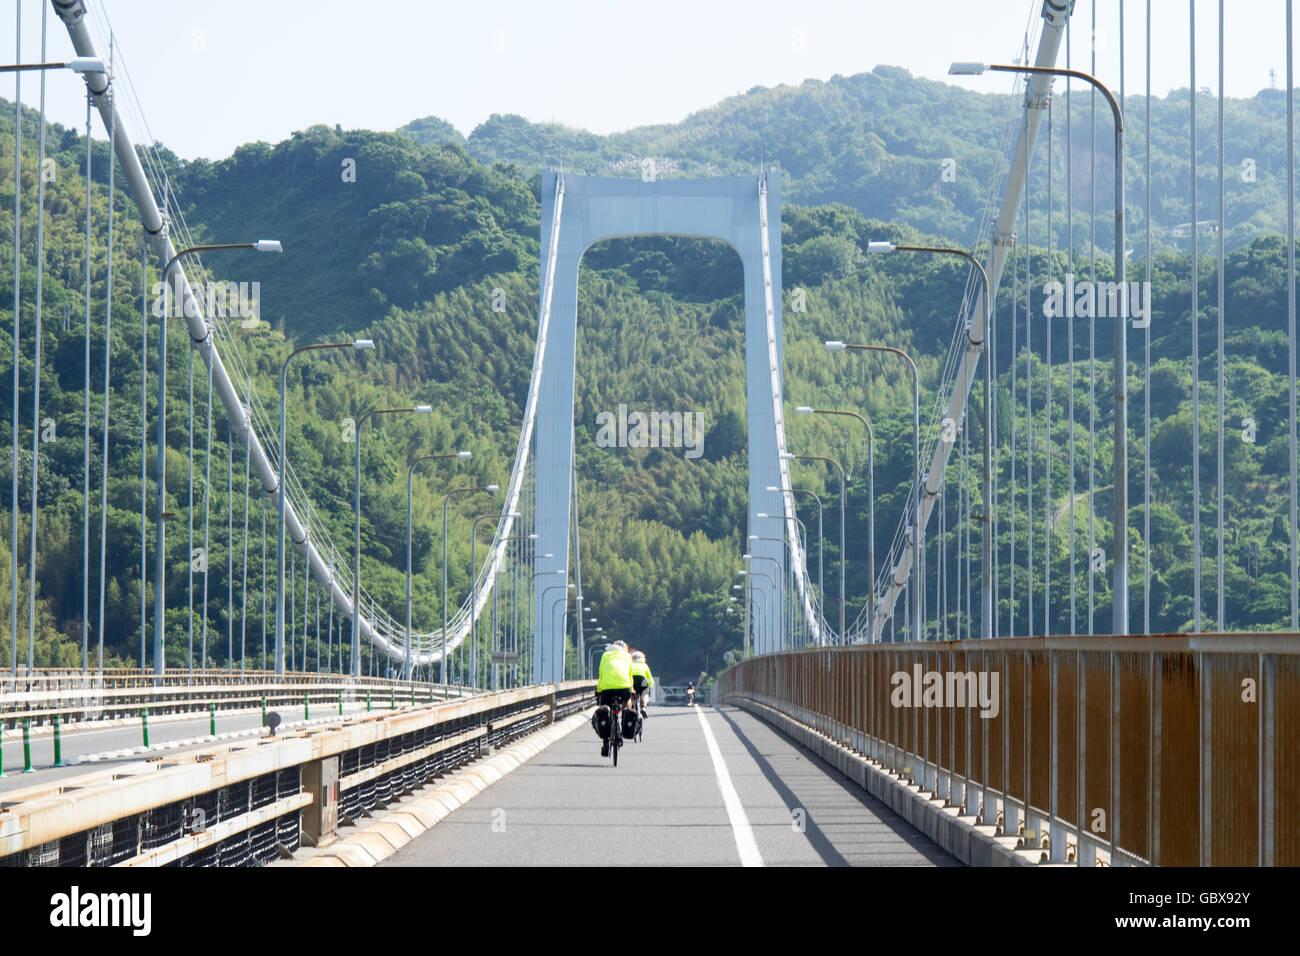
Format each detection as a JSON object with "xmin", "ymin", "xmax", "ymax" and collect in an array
[
  {"xmin": 404, "ymin": 66, "xmax": 1293, "ymax": 254},
  {"xmin": 2, "ymin": 71, "xmax": 1299, "ymax": 685}
]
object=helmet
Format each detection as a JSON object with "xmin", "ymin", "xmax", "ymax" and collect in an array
[
  {"xmin": 631, "ymin": 651, "xmax": 645, "ymax": 662},
  {"xmin": 613, "ymin": 639, "xmax": 627, "ymax": 650}
]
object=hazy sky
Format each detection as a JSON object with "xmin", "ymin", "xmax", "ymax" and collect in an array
[{"xmin": 7, "ymin": 0, "xmax": 1297, "ymax": 161}]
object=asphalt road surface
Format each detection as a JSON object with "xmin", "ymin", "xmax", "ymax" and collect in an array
[{"xmin": 382, "ymin": 703, "xmax": 960, "ymax": 866}]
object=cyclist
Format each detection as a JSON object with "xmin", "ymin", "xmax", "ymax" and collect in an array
[
  {"xmin": 629, "ymin": 650, "xmax": 654, "ymax": 718},
  {"xmin": 595, "ymin": 640, "xmax": 633, "ymax": 757}
]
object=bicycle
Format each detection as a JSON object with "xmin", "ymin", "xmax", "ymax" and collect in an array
[
  {"xmin": 607, "ymin": 695, "xmax": 625, "ymax": 766},
  {"xmin": 627, "ymin": 693, "xmax": 645, "ymax": 743}
]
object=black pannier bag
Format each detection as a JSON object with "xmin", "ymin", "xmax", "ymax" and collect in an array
[
  {"xmin": 592, "ymin": 705, "xmax": 612, "ymax": 739},
  {"xmin": 621, "ymin": 707, "xmax": 640, "ymax": 739}
]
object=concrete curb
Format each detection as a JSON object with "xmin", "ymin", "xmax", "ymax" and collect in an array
[
  {"xmin": 299, "ymin": 710, "xmax": 591, "ymax": 867},
  {"xmin": 727, "ymin": 698, "xmax": 1041, "ymax": 867}
]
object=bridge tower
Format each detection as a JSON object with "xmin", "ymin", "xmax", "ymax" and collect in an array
[{"xmin": 532, "ymin": 172, "xmax": 798, "ymax": 681}]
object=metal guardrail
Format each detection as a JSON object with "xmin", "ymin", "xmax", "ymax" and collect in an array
[
  {"xmin": 0, "ymin": 668, "xmax": 466, "ymax": 729},
  {"xmin": 716, "ymin": 635, "xmax": 1298, "ymax": 866},
  {"xmin": 0, "ymin": 679, "xmax": 596, "ymax": 867}
]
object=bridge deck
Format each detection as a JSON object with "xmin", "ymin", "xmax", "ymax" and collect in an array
[{"xmin": 382, "ymin": 703, "xmax": 959, "ymax": 867}]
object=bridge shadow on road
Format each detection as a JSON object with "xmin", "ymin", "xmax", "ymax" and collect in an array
[{"xmin": 713, "ymin": 705, "xmax": 960, "ymax": 867}]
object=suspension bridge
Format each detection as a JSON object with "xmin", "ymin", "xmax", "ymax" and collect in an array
[{"xmin": 0, "ymin": 0, "xmax": 1296, "ymax": 870}]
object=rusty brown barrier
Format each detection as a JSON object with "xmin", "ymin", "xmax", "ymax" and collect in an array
[{"xmin": 715, "ymin": 634, "xmax": 1298, "ymax": 866}]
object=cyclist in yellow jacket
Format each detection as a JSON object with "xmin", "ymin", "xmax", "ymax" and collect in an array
[
  {"xmin": 595, "ymin": 641, "xmax": 633, "ymax": 757},
  {"xmin": 629, "ymin": 650, "xmax": 654, "ymax": 717}
]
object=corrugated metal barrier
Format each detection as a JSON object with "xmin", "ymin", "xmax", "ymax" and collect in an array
[{"xmin": 716, "ymin": 636, "xmax": 1297, "ymax": 866}]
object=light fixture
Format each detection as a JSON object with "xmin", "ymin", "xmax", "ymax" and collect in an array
[
  {"xmin": 948, "ymin": 61, "xmax": 987, "ymax": 75},
  {"xmin": 252, "ymin": 239, "xmax": 283, "ymax": 253},
  {"xmin": 413, "ymin": 404, "xmax": 433, "ymax": 414},
  {"xmin": 867, "ymin": 241, "xmax": 896, "ymax": 254},
  {"xmin": 353, "ymin": 339, "xmax": 375, "ymax": 350},
  {"xmin": 823, "ymin": 341, "xmax": 846, "ymax": 351},
  {"xmin": 67, "ymin": 57, "xmax": 107, "ymax": 73}
]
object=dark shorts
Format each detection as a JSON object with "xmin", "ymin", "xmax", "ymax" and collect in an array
[
  {"xmin": 632, "ymin": 676, "xmax": 648, "ymax": 693},
  {"xmin": 597, "ymin": 689, "xmax": 632, "ymax": 708}
]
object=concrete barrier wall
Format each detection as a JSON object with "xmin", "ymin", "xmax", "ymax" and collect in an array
[{"xmin": 0, "ymin": 680, "xmax": 594, "ymax": 867}]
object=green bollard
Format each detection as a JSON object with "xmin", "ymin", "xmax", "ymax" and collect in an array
[
  {"xmin": 390, "ymin": 689, "xmax": 395, "ymax": 710},
  {"xmin": 410, "ymin": 687, "xmax": 415, "ymax": 706},
  {"xmin": 141, "ymin": 708, "xmax": 150, "ymax": 748},
  {"xmin": 366, "ymin": 690, "xmax": 372, "ymax": 712},
  {"xmin": 429, "ymin": 687, "xmax": 433, "ymax": 704},
  {"xmin": 23, "ymin": 719, "xmax": 35, "ymax": 772},
  {"xmin": 304, "ymin": 692, "xmax": 309, "ymax": 721},
  {"xmin": 52, "ymin": 714, "xmax": 65, "ymax": 767},
  {"xmin": 338, "ymin": 691, "xmax": 343, "ymax": 717},
  {"xmin": 209, "ymin": 702, "xmax": 217, "ymax": 737},
  {"xmin": 261, "ymin": 695, "xmax": 267, "ymax": 727}
]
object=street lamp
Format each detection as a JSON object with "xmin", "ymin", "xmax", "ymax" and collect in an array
[
  {"xmin": 825, "ymin": 342, "xmax": 922, "ymax": 642},
  {"xmin": 7, "ymin": 56, "xmax": 110, "ymax": 677},
  {"xmin": 528, "ymin": 562, "xmax": 561, "ymax": 686},
  {"xmin": 0, "ymin": 57, "xmax": 106, "ymax": 74},
  {"xmin": 145, "ymin": 239, "xmax": 284, "ymax": 676},
  {"xmin": 469, "ymin": 509, "xmax": 520, "ymax": 689},
  {"xmin": 740, "ymin": 567, "xmax": 776, "ymax": 654},
  {"xmin": 770, "ymin": 484, "xmax": 824, "ymax": 631},
  {"xmin": 542, "ymin": 583, "xmax": 575, "ymax": 680},
  {"xmin": 405, "ymin": 455, "xmax": 476, "ymax": 682},
  {"xmin": 952, "ymin": 58, "xmax": 1127, "ymax": 634},
  {"xmin": 735, "ymin": 576, "xmax": 769, "ymax": 660},
  {"xmin": 794, "ymin": 407, "xmax": 874, "ymax": 642},
  {"xmin": 747, "ymin": 541, "xmax": 787, "ymax": 648},
  {"xmin": 441, "ymin": 484, "xmax": 500, "ymax": 684},
  {"xmin": 353, "ymin": 407, "xmax": 445, "ymax": 676},
  {"xmin": 866, "ymin": 240, "xmax": 994, "ymax": 640},
  {"xmin": 276, "ymin": 338, "xmax": 374, "ymax": 673},
  {"xmin": 758, "ymin": 512, "xmax": 812, "ymax": 646},
  {"xmin": 784, "ymin": 452, "xmax": 848, "ymax": 642}
]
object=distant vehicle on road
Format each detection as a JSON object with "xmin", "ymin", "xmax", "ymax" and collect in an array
[{"xmin": 657, "ymin": 685, "xmax": 690, "ymax": 706}]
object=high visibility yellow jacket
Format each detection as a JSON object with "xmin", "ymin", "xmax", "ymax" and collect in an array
[
  {"xmin": 630, "ymin": 660, "xmax": 654, "ymax": 687},
  {"xmin": 597, "ymin": 647, "xmax": 633, "ymax": 691}
]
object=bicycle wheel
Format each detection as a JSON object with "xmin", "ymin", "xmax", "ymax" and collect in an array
[{"xmin": 612, "ymin": 715, "xmax": 621, "ymax": 767}]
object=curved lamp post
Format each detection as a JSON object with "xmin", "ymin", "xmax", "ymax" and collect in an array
[
  {"xmin": 952, "ymin": 58, "xmax": 1126, "ymax": 633},
  {"xmin": 406, "ymin": 456, "xmax": 477, "ymax": 682},
  {"xmin": 353, "ymin": 407, "xmax": 445, "ymax": 676},
  {"xmin": 865, "ymin": 240, "xmax": 993, "ymax": 640},
  {"xmin": 825, "ymin": 342, "xmax": 921, "ymax": 642},
  {"xmin": 276, "ymin": 338, "xmax": 374, "ymax": 674},
  {"xmin": 784, "ymin": 452, "xmax": 847, "ymax": 641},
  {"xmin": 441, "ymin": 484, "xmax": 500, "ymax": 684},
  {"xmin": 795, "ymin": 407, "xmax": 875, "ymax": 642}
]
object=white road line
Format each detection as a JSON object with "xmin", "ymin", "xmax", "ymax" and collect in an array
[{"xmin": 695, "ymin": 704, "xmax": 763, "ymax": 867}]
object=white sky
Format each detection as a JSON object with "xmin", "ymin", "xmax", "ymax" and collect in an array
[{"xmin": 6, "ymin": 0, "xmax": 1296, "ymax": 161}]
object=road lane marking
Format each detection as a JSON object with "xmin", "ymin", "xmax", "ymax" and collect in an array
[{"xmin": 695, "ymin": 705, "xmax": 763, "ymax": 867}]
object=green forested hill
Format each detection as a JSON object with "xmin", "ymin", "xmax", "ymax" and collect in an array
[
  {"xmin": 2, "ymin": 72, "xmax": 1299, "ymax": 683},
  {"xmin": 402, "ymin": 65, "xmax": 1295, "ymax": 254}
]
